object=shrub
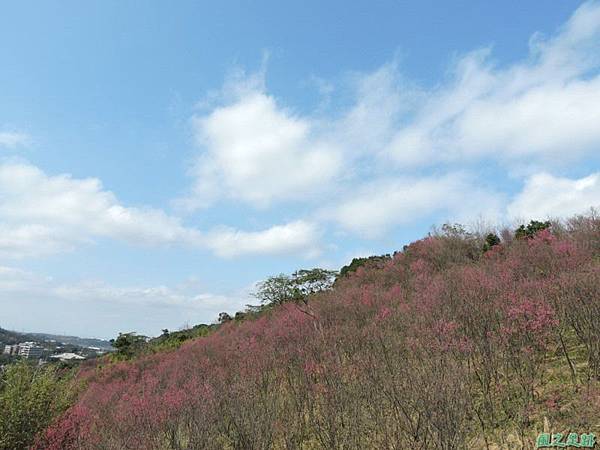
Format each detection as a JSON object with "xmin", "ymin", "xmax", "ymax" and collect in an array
[
  {"xmin": 0, "ymin": 361, "xmax": 75, "ymax": 450},
  {"xmin": 36, "ymin": 212, "xmax": 600, "ymax": 450},
  {"xmin": 482, "ymin": 233, "xmax": 501, "ymax": 252},
  {"xmin": 515, "ymin": 220, "xmax": 551, "ymax": 239}
]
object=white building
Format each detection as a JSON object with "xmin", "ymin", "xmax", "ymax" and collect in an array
[
  {"xmin": 3, "ymin": 344, "xmax": 19, "ymax": 356},
  {"xmin": 49, "ymin": 352, "xmax": 85, "ymax": 362},
  {"xmin": 16, "ymin": 342, "xmax": 44, "ymax": 359}
]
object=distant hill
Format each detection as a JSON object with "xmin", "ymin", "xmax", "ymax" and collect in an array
[
  {"xmin": 27, "ymin": 333, "xmax": 113, "ymax": 350},
  {"xmin": 0, "ymin": 327, "xmax": 36, "ymax": 346},
  {"xmin": 0, "ymin": 327, "xmax": 112, "ymax": 350}
]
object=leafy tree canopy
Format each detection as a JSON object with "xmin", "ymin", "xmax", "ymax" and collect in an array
[
  {"xmin": 0, "ymin": 361, "xmax": 74, "ymax": 450},
  {"xmin": 339, "ymin": 255, "xmax": 391, "ymax": 278},
  {"xmin": 515, "ymin": 220, "xmax": 551, "ymax": 239},
  {"xmin": 109, "ymin": 332, "xmax": 148, "ymax": 360},
  {"xmin": 482, "ymin": 233, "xmax": 501, "ymax": 252},
  {"xmin": 253, "ymin": 268, "xmax": 337, "ymax": 307}
]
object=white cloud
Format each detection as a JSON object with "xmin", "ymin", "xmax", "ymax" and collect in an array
[
  {"xmin": 5, "ymin": 2, "xmax": 598, "ymax": 261},
  {"xmin": 384, "ymin": 1, "xmax": 600, "ymax": 167},
  {"xmin": 0, "ymin": 162, "xmax": 200, "ymax": 257},
  {"xmin": 325, "ymin": 2, "xmax": 600, "ymax": 233},
  {"xmin": 179, "ymin": 1, "xmax": 600, "ymax": 233},
  {"xmin": 0, "ymin": 224, "xmax": 73, "ymax": 259},
  {"xmin": 334, "ymin": 62, "xmax": 409, "ymax": 157},
  {"xmin": 508, "ymin": 172, "xmax": 600, "ymax": 219},
  {"xmin": 0, "ymin": 131, "xmax": 30, "ymax": 148},
  {"xmin": 181, "ymin": 63, "xmax": 411, "ymax": 211},
  {"xmin": 0, "ymin": 266, "xmax": 250, "ymax": 338},
  {"xmin": 0, "ymin": 161, "xmax": 321, "ymax": 259},
  {"xmin": 184, "ymin": 88, "xmax": 342, "ymax": 209},
  {"xmin": 324, "ymin": 173, "xmax": 502, "ymax": 237},
  {"xmin": 205, "ymin": 220, "xmax": 321, "ymax": 258}
]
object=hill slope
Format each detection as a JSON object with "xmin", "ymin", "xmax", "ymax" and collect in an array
[
  {"xmin": 36, "ymin": 214, "xmax": 600, "ymax": 450},
  {"xmin": 27, "ymin": 333, "xmax": 112, "ymax": 351},
  {"xmin": 0, "ymin": 327, "xmax": 35, "ymax": 346}
]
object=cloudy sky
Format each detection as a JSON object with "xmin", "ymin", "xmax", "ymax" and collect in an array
[{"xmin": 1, "ymin": 1, "xmax": 599, "ymax": 338}]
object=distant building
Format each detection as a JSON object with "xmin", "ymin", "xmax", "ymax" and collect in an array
[
  {"xmin": 3, "ymin": 344, "xmax": 19, "ymax": 356},
  {"xmin": 3, "ymin": 342, "xmax": 44, "ymax": 358},
  {"xmin": 16, "ymin": 342, "xmax": 44, "ymax": 359},
  {"xmin": 49, "ymin": 352, "xmax": 85, "ymax": 362}
]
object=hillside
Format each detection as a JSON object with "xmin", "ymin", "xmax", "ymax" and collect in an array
[
  {"xmin": 27, "ymin": 333, "xmax": 113, "ymax": 351},
  {"xmin": 32, "ymin": 214, "xmax": 600, "ymax": 449},
  {"xmin": 0, "ymin": 328, "xmax": 36, "ymax": 346},
  {"xmin": 0, "ymin": 328, "xmax": 112, "ymax": 355}
]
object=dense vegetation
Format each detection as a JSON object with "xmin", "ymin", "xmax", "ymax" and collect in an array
[
  {"xmin": 0, "ymin": 362, "xmax": 76, "ymax": 450},
  {"xmin": 108, "ymin": 324, "xmax": 216, "ymax": 361},
  {"xmin": 26, "ymin": 212, "xmax": 600, "ymax": 449}
]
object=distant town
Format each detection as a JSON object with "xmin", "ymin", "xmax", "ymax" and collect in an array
[
  {"xmin": 3, "ymin": 340, "xmax": 108, "ymax": 362},
  {"xmin": 0, "ymin": 327, "xmax": 113, "ymax": 369}
]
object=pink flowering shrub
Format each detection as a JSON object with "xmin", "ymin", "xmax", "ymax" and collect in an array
[{"xmin": 34, "ymin": 215, "xmax": 600, "ymax": 449}]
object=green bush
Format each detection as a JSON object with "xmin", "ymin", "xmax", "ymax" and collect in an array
[
  {"xmin": 482, "ymin": 233, "xmax": 501, "ymax": 252},
  {"xmin": 515, "ymin": 220, "xmax": 551, "ymax": 239},
  {"xmin": 0, "ymin": 361, "xmax": 74, "ymax": 450}
]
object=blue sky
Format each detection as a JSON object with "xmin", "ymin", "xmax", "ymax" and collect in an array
[{"xmin": 1, "ymin": 1, "xmax": 599, "ymax": 339}]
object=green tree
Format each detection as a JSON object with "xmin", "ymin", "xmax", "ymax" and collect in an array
[
  {"xmin": 338, "ymin": 255, "xmax": 391, "ymax": 278},
  {"xmin": 515, "ymin": 220, "xmax": 551, "ymax": 239},
  {"xmin": 253, "ymin": 268, "xmax": 337, "ymax": 306},
  {"xmin": 0, "ymin": 361, "xmax": 74, "ymax": 450},
  {"xmin": 292, "ymin": 268, "xmax": 337, "ymax": 298},
  {"xmin": 218, "ymin": 312, "xmax": 232, "ymax": 324},
  {"xmin": 482, "ymin": 233, "xmax": 501, "ymax": 252},
  {"xmin": 252, "ymin": 274, "xmax": 296, "ymax": 306},
  {"xmin": 110, "ymin": 332, "xmax": 148, "ymax": 360}
]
